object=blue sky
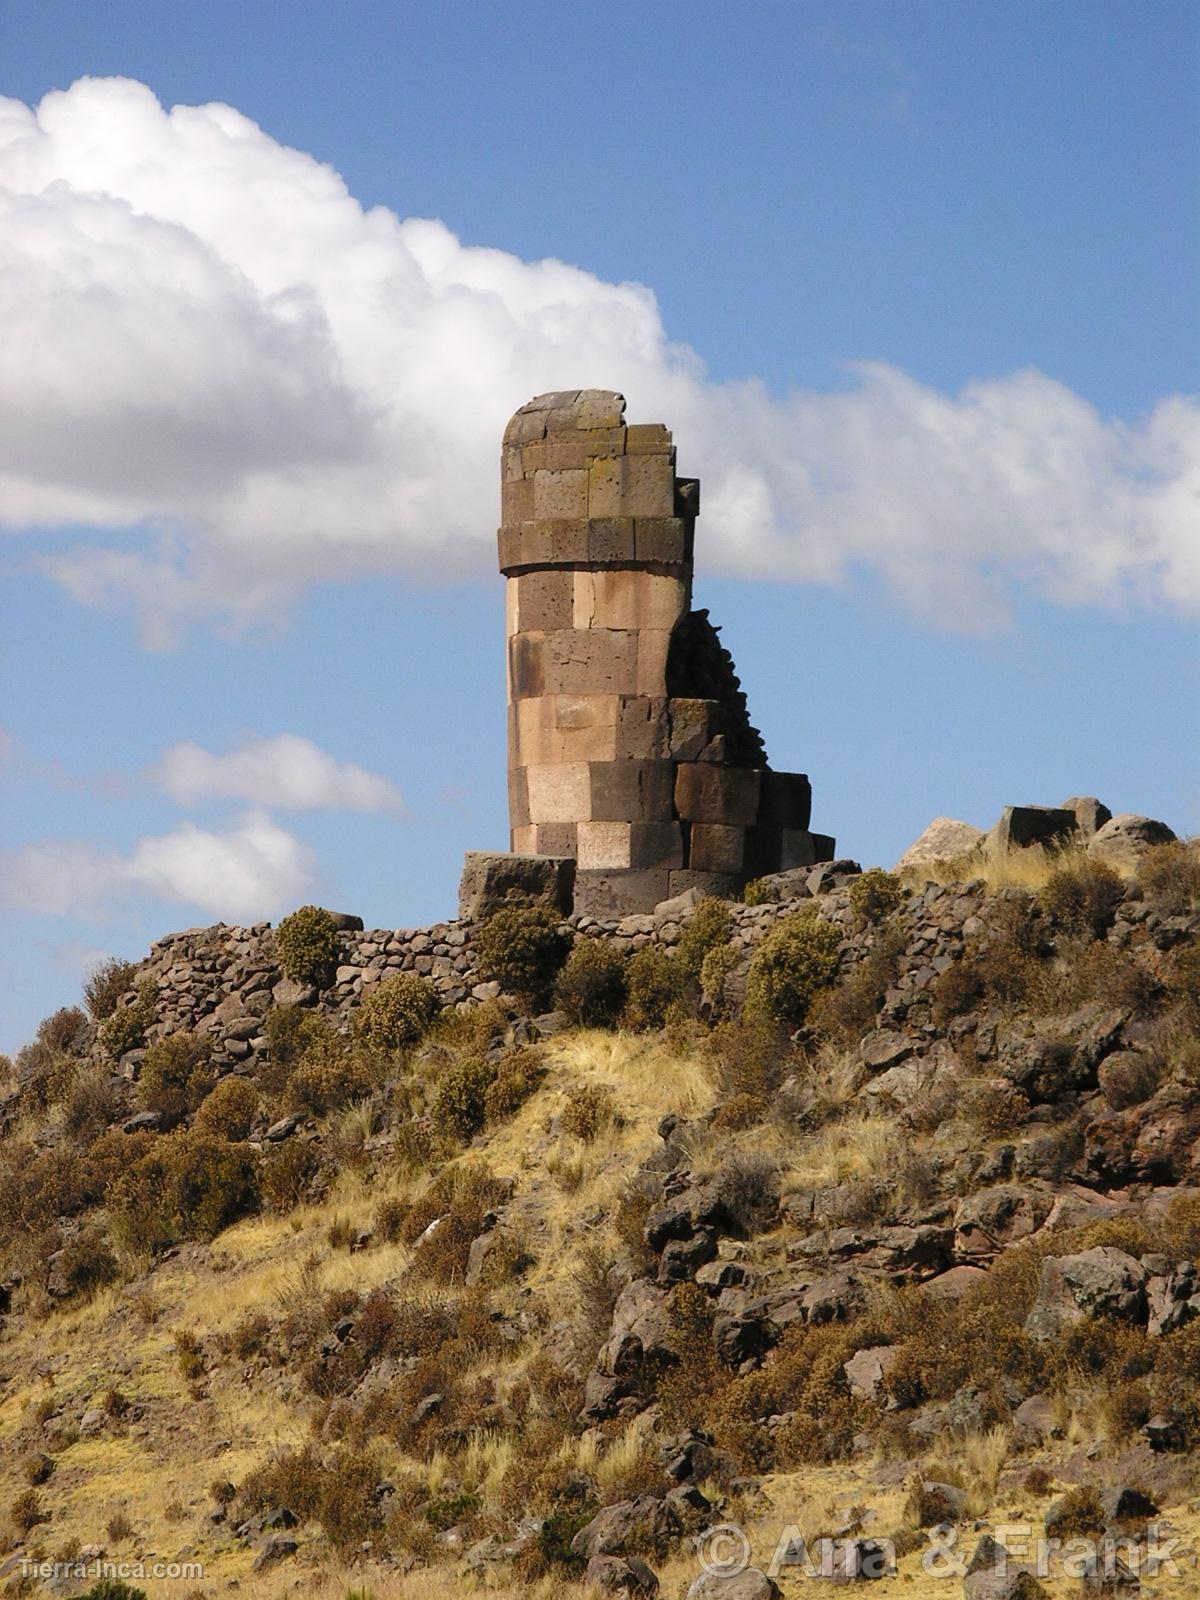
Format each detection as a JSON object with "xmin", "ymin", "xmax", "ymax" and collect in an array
[{"xmin": 1, "ymin": 0, "xmax": 1197, "ymax": 1052}]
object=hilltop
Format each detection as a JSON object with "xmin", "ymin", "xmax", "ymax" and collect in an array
[{"xmin": 0, "ymin": 828, "xmax": 1198, "ymax": 1599}]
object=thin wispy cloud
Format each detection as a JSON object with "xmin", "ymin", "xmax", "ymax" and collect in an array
[
  {"xmin": 1, "ymin": 78, "xmax": 1196, "ymax": 641},
  {"xmin": 152, "ymin": 734, "xmax": 404, "ymax": 814}
]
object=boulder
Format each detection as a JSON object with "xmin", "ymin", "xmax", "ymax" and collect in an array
[
  {"xmin": 1088, "ymin": 814, "xmax": 1177, "ymax": 867},
  {"xmin": 896, "ymin": 817, "xmax": 984, "ymax": 873},
  {"xmin": 458, "ymin": 851, "xmax": 575, "ymax": 921},
  {"xmin": 1025, "ymin": 1247, "xmax": 1148, "ymax": 1340},
  {"xmin": 860, "ymin": 1030, "xmax": 912, "ymax": 1072},
  {"xmin": 686, "ymin": 1573, "xmax": 782, "ymax": 1600},
  {"xmin": 1061, "ymin": 796, "xmax": 1112, "ymax": 837},
  {"xmin": 1146, "ymin": 1263, "xmax": 1200, "ymax": 1335},
  {"xmin": 654, "ymin": 887, "xmax": 705, "ymax": 921},
  {"xmin": 251, "ymin": 1534, "xmax": 298, "ymax": 1572},
  {"xmin": 586, "ymin": 1554, "xmax": 660, "ymax": 1595},
  {"xmin": 570, "ymin": 1497, "xmax": 679, "ymax": 1560},
  {"xmin": 954, "ymin": 1185, "xmax": 1052, "ymax": 1259},
  {"xmin": 963, "ymin": 1536, "xmax": 1046, "ymax": 1599},
  {"xmin": 842, "ymin": 1345, "xmax": 900, "ymax": 1402},
  {"xmin": 737, "ymin": 868, "xmax": 812, "ymax": 904},
  {"xmin": 986, "ymin": 805, "xmax": 1077, "ymax": 855}
]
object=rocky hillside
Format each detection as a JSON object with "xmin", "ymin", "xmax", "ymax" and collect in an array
[{"xmin": 0, "ymin": 828, "xmax": 1198, "ymax": 1599}]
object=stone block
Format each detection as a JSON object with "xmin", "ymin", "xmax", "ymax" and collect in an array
[
  {"xmin": 780, "ymin": 828, "xmax": 821, "ymax": 870},
  {"xmin": 758, "ymin": 770, "xmax": 812, "ymax": 831},
  {"xmin": 573, "ymin": 392, "xmax": 626, "ymax": 429},
  {"xmin": 674, "ymin": 477, "xmax": 700, "ymax": 517},
  {"xmin": 636, "ymin": 629, "xmax": 672, "ymax": 695},
  {"xmin": 577, "ymin": 821, "xmax": 633, "ymax": 870},
  {"xmin": 667, "ymin": 698, "xmax": 722, "ymax": 761},
  {"xmin": 516, "ymin": 569, "xmax": 574, "ymax": 632},
  {"xmin": 575, "ymin": 569, "xmax": 687, "ymax": 632},
  {"xmin": 987, "ymin": 805, "xmax": 1077, "ymax": 854},
  {"xmin": 587, "ymin": 516, "xmax": 637, "ymax": 563},
  {"xmin": 543, "ymin": 629, "xmax": 640, "ymax": 696},
  {"xmin": 587, "ymin": 457, "xmax": 623, "ymax": 519},
  {"xmin": 615, "ymin": 695, "xmax": 669, "ymax": 759},
  {"xmin": 511, "ymin": 824, "xmax": 537, "ymax": 853},
  {"xmin": 620, "ymin": 454, "xmax": 676, "ymax": 517},
  {"xmin": 634, "ymin": 517, "xmax": 688, "ymax": 566},
  {"xmin": 501, "ymin": 476, "xmax": 534, "ymax": 524},
  {"xmin": 625, "ymin": 423, "xmax": 673, "ymax": 454},
  {"xmin": 629, "ymin": 820, "xmax": 685, "ymax": 870},
  {"xmin": 674, "ymin": 763, "xmax": 761, "ymax": 826},
  {"xmin": 667, "ymin": 869, "xmax": 742, "ymax": 901},
  {"xmin": 508, "ymin": 765, "xmax": 530, "ymax": 829},
  {"xmin": 1061, "ymin": 795, "xmax": 1112, "ymax": 837},
  {"xmin": 535, "ymin": 822, "xmax": 578, "ymax": 857},
  {"xmin": 589, "ymin": 759, "xmax": 676, "ymax": 822},
  {"xmin": 458, "ymin": 851, "xmax": 575, "ymax": 921},
  {"xmin": 503, "ymin": 408, "xmax": 548, "ymax": 445},
  {"xmin": 555, "ymin": 693, "xmax": 620, "ymax": 731},
  {"xmin": 533, "ymin": 469, "xmax": 589, "ymax": 520},
  {"xmin": 688, "ymin": 822, "xmax": 746, "ymax": 874},
  {"xmin": 498, "ymin": 526, "xmax": 523, "ymax": 573},
  {"xmin": 503, "ymin": 444, "xmax": 525, "ymax": 481},
  {"xmin": 526, "ymin": 762, "xmax": 592, "ymax": 823},
  {"xmin": 509, "ymin": 631, "xmax": 545, "ymax": 699},
  {"xmin": 573, "ymin": 868, "xmax": 673, "ymax": 919},
  {"xmin": 540, "ymin": 440, "xmax": 591, "ymax": 471},
  {"xmin": 809, "ymin": 833, "xmax": 836, "ymax": 863}
]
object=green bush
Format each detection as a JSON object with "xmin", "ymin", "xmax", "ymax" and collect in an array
[
  {"xmin": 111, "ymin": 1132, "xmax": 259, "ymax": 1252},
  {"xmin": 79, "ymin": 1582, "xmax": 146, "ymax": 1600},
  {"xmin": 54, "ymin": 1227, "xmax": 119, "ymax": 1299},
  {"xmin": 700, "ymin": 941, "xmax": 741, "ymax": 1014},
  {"xmin": 623, "ymin": 946, "xmax": 690, "ymax": 1031},
  {"xmin": 285, "ymin": 1032, "xmax": 379, "ymax": 1116},
  {"xmin": 476, "ymin": 904, "xmax": 569, "ymax": 1009},
  {"xmin": 37, "ymin": 1006, "xmax": 87, "ymax": 1053},
  {"xmin": 848, "ymin": 868, "xmax": 905, "ymax": 923},
  {"xmin": 84, "ymin": 958, "xmax": 137, "ymax": 1021},
  {"xmin": 433, "ymin": 1056, "xmax": 496, "ymax": 1142},
  {"xmin": 97, "ymin": 982, "xmax": 156, "ymax": 1061},
  {"xmin": 261, "ymin": 1140, "xmax": 321, "ymax": 1212},
  {"xmin": 744, "ymin": 909, "xmax": 840, "ymax": 1029},
  {"xmin": 353, "ymin": 972, "xmax": 440, "ymax": 1049},
  {"xmin": 194, "ymin": 1076, "xmax": 260, "ymax": 1140},
  {"xmin": 561, "ymin": 1083, "xmax": 614, "ymax": 1142},
  {"xmin": 275, "ymin": 905, "xmax": 341, "ymax": 984},
  {"xmin": 138, "ymin": 1032, "xmax": 213, "ymax": 1120},
  {"xmin": 677, "ymin": 897, "xmax": 735, "ymax": 980},
  {"xmin": 483, "ymin": 1049, "xmax": 545, "ymax": 1124},
  {"xmin": 554, "ymin": 939, "xmax": 628, "ymax": 1027},
  {"xmin": 742, "ymin": 878, "xmax": 771, "ymax": 906}
]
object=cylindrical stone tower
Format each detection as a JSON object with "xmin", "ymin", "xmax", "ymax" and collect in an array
[{"xmin": 497, "ymin": 389, "xmax": 832, "ymax": 918}]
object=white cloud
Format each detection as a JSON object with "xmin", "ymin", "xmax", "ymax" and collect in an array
[
  {"xmin": 0, "ymin": 76, "xmax": 1196, "ymax": 637},
  {"xmin": 152, "ymin": 733, "xmax": 404, "ymax": 813},
  {"xmin": 0, "ymin": 809, "xmax": 314, "ymax": 922}
]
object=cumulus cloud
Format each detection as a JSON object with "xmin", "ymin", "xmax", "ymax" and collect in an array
[
  {"xmin": 0, "ymin": 809, "xmax": 314, "ymax": 921},
  {"xmin": 152, "ymin": 733, "xmax": 404, "ymax": 813},
  {"xmin": 0, "ymin": 76, "xmax": 1196, "ymax": 637}
]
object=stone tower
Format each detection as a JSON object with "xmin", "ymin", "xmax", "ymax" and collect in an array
[{"xmin": 496, "ymin": 388, "xmax": 832, "ymax": 918}]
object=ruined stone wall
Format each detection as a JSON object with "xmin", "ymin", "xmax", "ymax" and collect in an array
[{"xmin": 497, "ymin": 389, "xmax": 832, "ymax": 917}]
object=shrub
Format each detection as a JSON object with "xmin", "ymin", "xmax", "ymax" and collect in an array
[
  {"xmin": 561, "ymin": 1083, "xmax": 614, "ymax": 1142},
  {"xmin": 62, "ymin": 1070, "xmax": 121, "ymax": 1143},
  {"xmin": 1136, "ymin": 839, "xmax": 1200, "ymax": 916},
  {"xmin": 37, "ymin": 1006, "xmax": 87, "ymax": 1053},
  {"xmin": 432, "ymin": 1056, "xmax": 496, "ymax": 1142},
  {"xmin": 275, "ymin": 905, "xmax": 341, "ymax": 984},
  {"xmin": 261, "ymin": 1140, "xmax": 321, "ymax": 1212},
  {"xmin": 710, "ymin": 1092, "xmax": 769, "ymax": 1131},
  {"xmin": 111, "ymin": 1132, "xmax": 260, "ymax": 1251},
  {"xmin": 404, "ymin": 1163, "xmax": 509, "ymax": 1283},
  {"xmin": 1047, "ymin": 1485, "xmax": 1104, "ymax": 1537},
  {"xmin": 10, "ymin": 1488, "xmax": 47, "ymax": 1532},
  {"xmin": 554, "ymin": 939, "xmax": 627, "ymax": 1027},
  {"xmin": 744, "ymin": 909, "xmax": 841, "ymax": 1029},
  {"xmin": 353, "ymin": 973, "xmax": 440, "ymax": 1050},
  {"xmin": 194, "ymin": 1076, "xmax": 259, "ymax": 1141},
  {"xmin": 1040, "ymin": 856, "xmax": 1125, "ymax": 938},
  {"xmin": 174, "ymin": 1329, "xmax": 206, "ymax": 1380},
  {"xmin": 677, "ymin": 897, "xmax": 735, "ymax": 980},
  {"xmin": 848, "ymin": 869, "xmax": 904, "ymax": 923},
  {"xmin": 80, "ymin": 1584, "xmax": 144, "ymax": 1600},
  {"xmin": 262, "ymin": 1004, "xmax": 331, "ymax": 1090},
  {"xmin": 810, "ymin": 920, "xmax": 906, "ymax": 1047},
  {"xmin": 703, "ymin": 1016, "xmax": 791, "ymax": 1097},
  {"xmin": 742, "ymin": 878, "xmax": 771, "ymax": 906},
  {"xmin": 623, "ymin": 946, "xmax": 690, "ymax": 1031},
  {"xmin": 97, "ymin": 982, "xmax": 156, "ymax": 1061},
  {"xmin": 285, "ymin": 1034, "xmax": 377, "ymax": 1115},
  {"xmin": 699, "ymin": 941, "xmax": 741, "ymax": 1014},
  {"xmin": 54, "ymin": 1228, "xmax": 118, "ymax": 1299},
  {"xmin": 139, "ymin": 1032, "xmax": 213, "ymax": 1121},
  {"xmin": 84, "ymin": 958, "xmax": 137, "ymax": 1021},
  {"xmin": 476, "ymin": 904, "xmax": 569, "ymax": 1008},
  {"xmin": 1167, "ymin": 941, "xmax": 1200, "ymax": 1032},
  {"xmin": 483, "ymin": 1049, "xmax": 545, "ymax": 1124}
]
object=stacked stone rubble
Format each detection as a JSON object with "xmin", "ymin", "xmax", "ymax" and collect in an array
[{"xmin": 498, "ymin": 389, "xmax": 833, "ymax": 916}]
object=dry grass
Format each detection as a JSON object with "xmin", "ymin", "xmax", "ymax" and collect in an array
[{"xmin": 901, "ymin": 838, "xmax": 1126, "ymax": 895}]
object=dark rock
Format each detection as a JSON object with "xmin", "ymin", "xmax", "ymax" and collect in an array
[
  {"xmin": 570, "ymin": 1497, "xmax": 679, "ymax": 1560},
  {"xmin": 120, "ymin": 1111, "xmax": 162, "ymax": 1134},
  {"xmin": 686, "ymin": 1572, "xmax": 782, "ymax": 1599},
  {"xmin": 987, "ymin": 805, "xmax": 1077, "ymax": 854},
  {"xmin": 264, "ymin": 1112, "xmax": 305, "ymax": 1142},
  {"xmin": 1099, "ymin": 1485, "xmax": 1157, "ymax": 1526},
  {"xmin": 585, "ymin": 1554, "xmax": 660, "ymax": 1594},
  {"xmin": 251, "ymin": 1534, "xmax": 298, "ymax": 1572},
  {"xmin": 712, "ymin": 1308, "xmax": 780, "ymax": 1367},
  {"xmin": 659, "ymin": 1228, "xmax": 718, "ymax": 1284},
  {"xmin": 1061, "ymin": 796, "xmax": 1113, "ymax": 837},
  {"xmin": 459, "ymin": 851, "xmax": 575, "ymax": 921},
  {"xmin": 1025, "ymin": 1247, "xmax": 1148, "ymax": 1340}
]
